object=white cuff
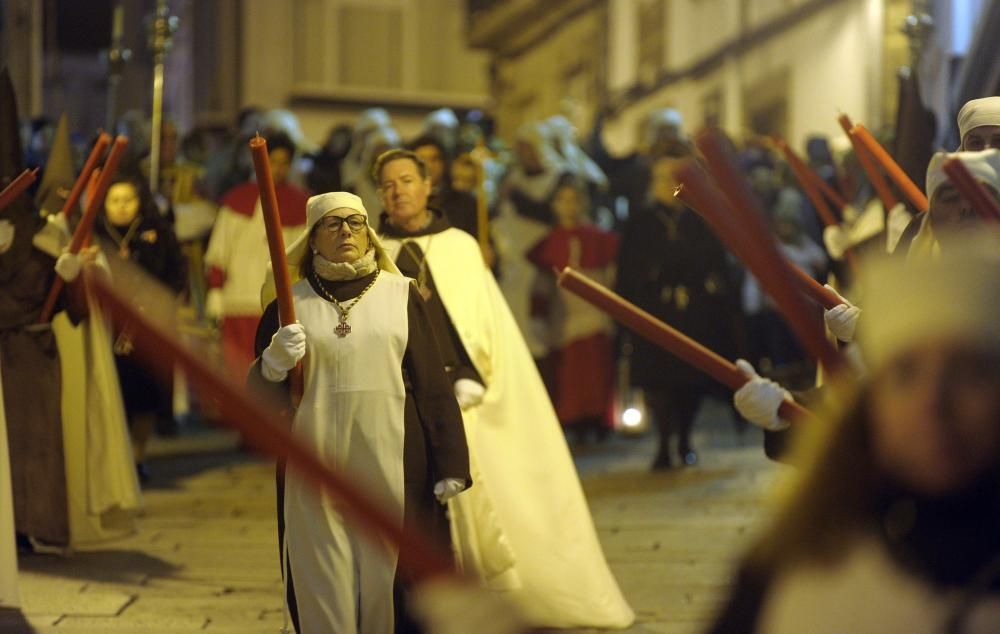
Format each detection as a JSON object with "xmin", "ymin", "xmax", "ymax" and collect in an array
[{"xmin": 260, "ymin": 355, "xmax": 288, "ymax": 382}]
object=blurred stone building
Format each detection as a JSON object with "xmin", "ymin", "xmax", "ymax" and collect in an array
[
  {"xmin": 2, "ymin": 1, "xmax": 998, "ymax": 149},
  {"xmin": 1, "ymin": 0, "xmax": 490, "ymax": 142},
  {"xmin": 466, "ymin": 0, "xmax": 998, "ymax": 153}
]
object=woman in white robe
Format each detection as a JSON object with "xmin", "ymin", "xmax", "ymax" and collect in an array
[{"xmin": 253, "ymin": 192, "xmax": 470, "ymax": 633}]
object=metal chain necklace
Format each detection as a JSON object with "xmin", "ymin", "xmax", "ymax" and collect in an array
[
  {"xmin": 311, "ymin": 269, "xmax": 381, "ymax": 337},
  {"xmin": 400, "ymin": 237, "xmax": 433, "ymax": 300},
  {"xmin": 103, "ymin": 215, "xmax": 143, "ymax": 258}
]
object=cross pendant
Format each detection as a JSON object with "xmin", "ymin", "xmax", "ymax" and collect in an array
[{"xmin": 334, "ymin": 319, "xmax": 351, "ymax": 337}]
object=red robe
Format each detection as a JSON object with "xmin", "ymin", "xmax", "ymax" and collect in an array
[
  {"xmin": 206, "ymin": 181, "xmax": 308, "ymax": 379},
  {"xmin": 527, "ymin": 225, "xmax": 619, "ymax": 426}
]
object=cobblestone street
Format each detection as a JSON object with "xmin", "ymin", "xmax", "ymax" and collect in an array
[{"xmin": 12, "ymin": 406, "xmax": 783, "ymax": 633}]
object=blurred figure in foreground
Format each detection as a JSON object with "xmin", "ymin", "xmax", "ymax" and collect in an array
[{"xmin": 711, "ymin": 235, "xmax": 1000, "ymax": 632}]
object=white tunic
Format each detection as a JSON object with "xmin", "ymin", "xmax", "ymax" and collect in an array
[
  {"xmin": 381, "ymin": 228, "xmax": 635, "ymax": 629},
  {"xmin": 284, "ymin": 272, "xmax": 410, "ymax": 634}
]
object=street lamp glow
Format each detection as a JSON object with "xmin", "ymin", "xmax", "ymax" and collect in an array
[{"xmin": 622, "ymin": 407, "xmax": 642, "ymax": 427}]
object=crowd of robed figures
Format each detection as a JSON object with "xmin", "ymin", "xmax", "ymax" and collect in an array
[{"xmin": 4, "ymin": 55, "xmax": 1000, "ymax": 631}]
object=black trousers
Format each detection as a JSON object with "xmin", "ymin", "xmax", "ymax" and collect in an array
[{"xmin": 646, "ymin": 388, "xmax": 704, "ymax": 463}]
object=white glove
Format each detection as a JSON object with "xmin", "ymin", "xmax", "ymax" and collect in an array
[
  {"xmin": 205, "ymin": 288, "xmax": 224, "ymax": 320},
  {"xmin": 55, "ymin": 252, "xmax": 82, "ymax": 282},
  {"xmin": 0, "ymin": 220, "xmax": 14, "ymax": 254},
  {"xmin": 261, "ymin": 323, "xmax": 306, "ymax": 382},
  {"xmin": 822, "ymin": 224, "xmax": 849, "ymax": 260},
  {"xmin": 822, "ymin": 284, "xmax": 860, "ymax": 343},
  {"xmin": 433, "ymin": 478, "xmax": 466, "ymax": 504},
  {"xmin": 733, "ymin": 359, "xmax": 792, "ymax": 431},
  {"xmin": 843, "ymin": 342, "xmax": 868, "ymax": 378},
  {"xmin": 454, "ymin": 378, "xmax": 485, "ymax": 410}
]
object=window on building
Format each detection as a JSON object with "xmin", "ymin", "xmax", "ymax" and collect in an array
[
  {"xmin": 637, "ymin": 0, "xmax": 666, "ymax": 85},
  {"xmin": 292, "ymin": 0, "xmax": 408, "ymax": 92},
  {"xmin": 742, "ymin": 72, "xmax": 789, "ymax": 138}
]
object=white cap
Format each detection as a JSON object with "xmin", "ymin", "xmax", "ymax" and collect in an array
[
  {"xmin": 957, "ymin": 97, "xmax": 1000, "ymax": 145},
  {"xmin": 261, "ymin": 191, "xmax": 400, "ymax": 308},
  {"xmin": 423, "ymin": 108, "xmax": 459, "ymax": 130},
  {"xmin": 925, "ymin": 149, "xmax": 1000, "ymax": 199}
]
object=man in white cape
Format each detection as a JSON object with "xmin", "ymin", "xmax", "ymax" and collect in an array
[{"xmin": 373, "ymin": 149, "xmax": 634, "ymax": 629}]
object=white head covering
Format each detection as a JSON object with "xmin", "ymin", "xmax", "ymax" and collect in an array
[
  {"xmin": 642, "ymin": 108, "xmax": 685, "ymax": 150},
  {"xmin": 422, "ymin": 108, "xmax": 459, "ymax": 132},
  {"xmin": 515, "ymin": 121, "xmax": 566, "ymax": 173},
  {"xmin": 260, "ymin": 109, "xmax": 317, "ymax": 154},
  {"xmin": 957, "ymin": 97, "xmax": 1000, "ymax": 145},
  {"xmin": 260, "ymin": 191, "xmax": 400, "ymax": 308},
  {"xmin": 360, "ymin": 126, "xmax": 402, "ymax": 185},
  {"xmin": 420, "ymin": 108, "xmax": 460, "ymax": 155},
  {"xmin": 544, "ymin": 115, "xmax": 608, "ymax": 188},
  {"xmin": 342, "ymin": 109, "xmax": 394, "ymax": 187},
  {"xmin": 925, "ymin": 149, "xmax": 1000, "ymax": 199},
  {"xmin": 910, "ymin": 150, "xmax": 1000, "ymax": 260},
  {"xmin": 860, "ymin": 230, "xmax": 1000, "ymax": 370}
]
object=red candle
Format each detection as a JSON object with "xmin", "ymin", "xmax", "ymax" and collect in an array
[
  {"xmin": 851, "ymin": 123, "xmax": 929, "ymax": 214},
  {"xmin": 249, "ymin": 134, "xmax": 303, "ymax": 405},
  {"xmin": 674, "ymin": 174, "xmax": 842, "ymax": 311},
  {"xmin": 557, "ymin": 267, "xmax": 814, "ymax": 423},
  {"xmin": 689, "ymin": 129, "xmax": 844, "ymax": 375},
  {"xmin": 776, "ymin": 139, "xmax": 839, "ymax": 227},
  {"xmin": 942, "ymin": 157, "xmax": 1000, "ymax": 222},
  {"xmin": 0, "ymin": 168, "xmax": 39, "ymax": 212},
  {"xmin": 84, "ymin": 268, "xmax": 455, "ymax": 581},
  {"xmin": 838, "ymin": 114, "xmax": 899, "ymax": 213},
  {"xmin": 775, "ymin": 138, "xmax": 859, "ymax": 274},
  {"xmin": 810, "ymin": 165, "xmax": 848, "ymax": 211},
  {"xmin": 38, "ymin": 135, "xmax": 128, "ymax": 324},
  {"xmin": 60, "ymin": 132, "xmax": 112, "ymax": 220}
]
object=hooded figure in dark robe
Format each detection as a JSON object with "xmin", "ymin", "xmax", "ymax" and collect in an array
[{"xmin": 0, "ymin": 67, "xmax": 71, "ymax": 547}]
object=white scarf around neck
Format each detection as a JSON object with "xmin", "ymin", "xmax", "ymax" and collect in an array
[{"xmin": 312, "ymin": 248, "xmax": 378, "ymax": 281}]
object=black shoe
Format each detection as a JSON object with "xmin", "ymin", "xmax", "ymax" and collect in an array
[
  {"xmin": 136, "ymin": 462, "xmax": 151, "ymax": 483},
  {"xmin": 651, "ymin": 453, "xmax": 674, "ymax": 471}
]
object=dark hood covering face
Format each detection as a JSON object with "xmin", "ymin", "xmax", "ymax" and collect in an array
[{"xmin": 0, "ymin": 66, "xmax": 46, "ymax": 282}]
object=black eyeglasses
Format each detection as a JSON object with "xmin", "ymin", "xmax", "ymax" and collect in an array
[{"xmin": 318, "ymin": 214, "xmax": 367, "ymax": 233}]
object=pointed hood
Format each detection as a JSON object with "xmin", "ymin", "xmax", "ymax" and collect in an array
[{"xmin": 35, "ymin": 113, "xmax": 76, "ymax": 216}]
